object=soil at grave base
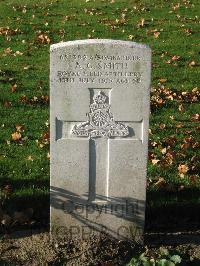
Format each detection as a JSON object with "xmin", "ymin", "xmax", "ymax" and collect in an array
[{"xmin": 0, "ymin": 231, "xmax": 200, "ymax": 266}]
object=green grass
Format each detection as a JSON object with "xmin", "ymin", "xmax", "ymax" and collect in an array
[{"xmin": 0, "ymin": 0, "xmax": 199, "ymax": 226}]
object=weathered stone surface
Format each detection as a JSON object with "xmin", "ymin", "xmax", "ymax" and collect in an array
[{"xmin": 50, "ymin": 39, "xmax": 151, "ymax": 241}]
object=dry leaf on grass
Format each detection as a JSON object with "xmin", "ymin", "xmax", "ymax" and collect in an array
[
  {"xmin": 11, "ymin": 84, "xmax": 17, "ymax": 92},
  {"xmin": 11, "ymin": 131, "xmax": 21, "ymax": 141},
  {"xmin": 178, "ymin": 164, "xmax": 189, "ymax": 174}
]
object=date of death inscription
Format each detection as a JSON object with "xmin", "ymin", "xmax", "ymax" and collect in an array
[{"xmin": 56, "ymin": 54, "xmax": 142, "ymax": 84}]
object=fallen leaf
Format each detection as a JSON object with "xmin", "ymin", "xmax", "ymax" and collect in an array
[
  {"xmin": 161, "ymin": 147, "xmax": 167, "ymax": 154},
  {"xmin": 3, "ymin": 47, "xmax": 13, "ymax": 55},
  {"xmin": 159, "ymin": 124, "xmax": 166, "ymax": 129},
  {"xmin": 171, "ymin": 55, "xmax": 180, "ymax": 61},
  {"xmin": 178, "ymin": 164, "xmax": 189, "ymax": 174},
  {"xmin": 137, "ymin": 18, "xmax": 145, "ymax": 27},
  {"xmin": 176, "ymin": 123, "xmax": 183, "ymax": 128},
  {"xmin": 11, "ymin": 84, "xmax": 17, "ymax": 92},
  {"xmin": 11, "ymin": 131, "xmax": 21, "ymax": 141},
  {"xmin": 16, "ymin": 124, "xmax": 24, "ymax": 132},
  {"xmin": 154, "ymin": 31, "xmax": 160, "ymax": 38},
  {"xmin": 159, "ymin": 78, "xmax": 167, "ymax": 83},
  {"xmin": 14, "ymin": 51, "xmax": 23, "ymax": 56},
  {"xmin": 27, "ymin": 155, "xmax": 34, "ymax": 161},
  {"xmin": 4, "ymin": 101, "xmax": 12, "ymax": 107},
  {"xmin": 151, "ymin": 159, "xmax": 160, "ymax": 165},
  {"xmin": 37, "ymin": 33, "xmax": 50, "ymax": 44},
  {"xmin": 154, "ymin": 177, "xmax": 166, "ymax": 188},
  {"xmin": 20, "ymin": 95, "xmax": 29, "ymax": 103},
  {"xmin": 162, "ymin": 152, "xmax": 174, "ymax": 166},
  {"xmin": 188, "ymin": 61, "xmax": 196, "ymax": 67},
  {"xmin": 178, "ymin": 104, "xmax": 185, "ymax": 112},
  {"xmin": 42, "ymin": 131, "xmax": 49, "ymax": 141},
  {"xmin": 190, "ymin": 114, "xmax": 199, "ymax": 121}
]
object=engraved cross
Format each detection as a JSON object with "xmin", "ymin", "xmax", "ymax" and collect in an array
[{"xmin": 56, "ymin": 88, "xmax": 142, "ymax": 203}]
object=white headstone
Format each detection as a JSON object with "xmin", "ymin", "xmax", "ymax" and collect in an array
[{"xmin": 50, "ymin": 39, "xmax": 151, "ymax": 241}]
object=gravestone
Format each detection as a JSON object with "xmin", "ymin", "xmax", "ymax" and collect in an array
[{"xmin": 50, "ymin": 39, "xmax": 151, "ymax": 241}]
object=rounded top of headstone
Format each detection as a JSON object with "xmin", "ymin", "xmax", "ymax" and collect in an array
[{"xmin": 50, "ymin": 39, "xmax": 151, "ymax": 52}]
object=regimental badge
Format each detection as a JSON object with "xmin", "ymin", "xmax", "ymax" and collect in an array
[{"xmin": 72, "ymin": 91, "xmax": 129, "ymax": 138}]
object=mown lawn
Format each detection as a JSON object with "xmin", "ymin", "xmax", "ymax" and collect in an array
[{"xmin": 0, "ymin": 0, "xmax": 199, "ymax": 229}]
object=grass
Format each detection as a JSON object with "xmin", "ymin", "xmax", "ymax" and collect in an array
[{"xmin": 0, "ymin": 0, "xmax": 199, "ymax": 228}]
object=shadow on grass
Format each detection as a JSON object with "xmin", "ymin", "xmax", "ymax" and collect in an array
[
  {"xmin": 1, "ymin": 186, "xmax": 200, "ymax": 243},
  {"xmin": 146, "ymin": 189, "xmax": 200, "ymax": 232}
]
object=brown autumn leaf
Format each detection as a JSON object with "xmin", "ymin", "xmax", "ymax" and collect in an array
[
  {"xmin": 171, "ymin": 55, "xmax": 180, "ymax": 61},
  {"xmin": 183, "ymin": 136, "xmax": 194, "ymax": 144},
  {"xmin": 42, "ymin": 131, "xmax": 50, "ymax": 141},
  {"xmin": 27, "ymin": 155, "xmax": 34, "ymax": 161},
  {"xmin": 176, "ymin": 123, "xmax": 183, "ymax": 128},
  {"xmin": 0, "ymin": 27, "xmax": 21, "ymax": 36},
  {"xmin": 181, "ymin": 142, "xmax": 190, "ymax": 150},
  {"xmin": 166, "ymin": 60, "xmax": 172, "ymax": 64},
  {"xmin": 23, "ymin": 65, "xmax": 30, "ymax": 70},
  {"xmin": 190, "ymin": 113, "xmax": 199, "ymax": 121},
  {"xmin": 151, "ymin": 159, "xmax": 160, "ymax": 165},
  {"xmin": 178, "ymin": 164, "xmax": 189, "ymax": 174},
  {"xmin": 32, "ymin": 96, "xmax": 38, "ymax": 102},
  {"xmin": 3, "ymin": 47, "xmax": 13, "ymax": 55},
  {"xmin": 161, "ymin": 147, "xmax": 167, "ymax": 154},
  {"xmin": 153, "ymin": 177, "xmax": 166, "ymax": 188},
  {"xmin": 4, "ymin": 101, "xmax": 12, "ymax": 107},
  {"xmin": 178, "ymin": 104, "xmax": 185, "ymax": 112},
  {"xmin": 159, "ymin": 78, "xmax": 167, "ymax": 83},
  {"xmin": 184, "ymin": 28, "xmax": 193, "ymax": 35},
  {"xmin": 41, "ymin": 95, "xmax": 49, "ymax": 103},
  {"xmin": 11, "ymin": 131, "xmax": 21, "ymax": 141},
  {"xmin": 172, "ymin": 3, "xmax": 180, "ymax": 10},
  {"xmin": 159, "ymin": 124, "xmax": 166, "ymax": 129},
  {"xmin": 192, "ymin": 142, "xmax": 199, "ymax": 149},
  {"xmin": 37, "ymin": 33, "xmax": 50, "ymax": 44},
  {"xmin": 20, "ymin": 95, "xmax": 29, "ymax": 103},
  {"xmin": 11, "ymin": 84, "xmax": 17, "ymax": 92},
  {"xmin": 154, "ymin": 31, "xmax": 160, "ymax": 38},
  {"xmin": 14, "ymin": 50, "xmax": 23, "ymax": 56},
  {"xmin": 150, "ymin": 141, "xmax": 158, "ymax": 147},
  {"xmin": 162, "ymin": 152, "xmax": 174, "ymax": 166},
  {"xmin": 15, "ymin": 124, "xmax": 24, "ymax": 132},
  {"xmin": 188, "ymin": 61, "xmax": 196, "ymax": 67},
  {"xmin": 164, "ymin": 136, "xmax": 177, "ymax": 146},
  {"xmin": 137, "ymin": 18, "xmax": 145, "ymax": 27},
  {"xmin": 148, "ymin": 152, "xmax": 155, "ymax": 160}
]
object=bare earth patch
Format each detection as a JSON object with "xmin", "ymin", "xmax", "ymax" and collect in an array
[{"xmin": 0, "ymin": 230, "xmax": 200, "ymax": 265}]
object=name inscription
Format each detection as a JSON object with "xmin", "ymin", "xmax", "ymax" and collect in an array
[{"xmin": 57, "ymin": 53, "xmax": 142, "ymax": 84}]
